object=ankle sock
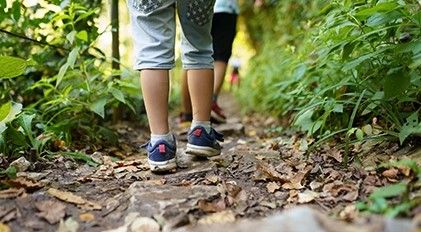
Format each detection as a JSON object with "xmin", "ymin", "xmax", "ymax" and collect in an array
[
  {"xmin": 151, "ymin": 132, "xmax": 175, "ymax": 146},
  {"xmin": 191, "ymin": 120, "xmax": 211, "ymax": 133},
  {"xmin": 212, "ymin": 95, "xmax": 218, "ymax": 102}
]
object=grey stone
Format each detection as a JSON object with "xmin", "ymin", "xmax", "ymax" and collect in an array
[
  {"xmin": 173, "ymin": 206, "xmax": 414, "ymax": 232},
  {"xmin": 127, "ymin": 182, "xmax": 219, "ymax": 224}
]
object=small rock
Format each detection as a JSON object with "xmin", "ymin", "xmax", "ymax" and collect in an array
[
  {"xmin": 131, "ymin": 217, "xmax": 160, "ymax": 232},
  {"xmin": 10, "ymin": 157, "xmax": 30, "ymax": 172}
]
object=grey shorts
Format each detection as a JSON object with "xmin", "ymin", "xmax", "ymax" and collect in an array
[{"xmin": 128, "ymin": 0, "xmax": 216, "ymax": 70}]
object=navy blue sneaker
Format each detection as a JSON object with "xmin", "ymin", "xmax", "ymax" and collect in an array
[
  {"xmin": 141, "ymin": 139, "xmax": 177, "ymax": 172},
  {"xmin": 186, "ymin": 126, "xmax": 224, "ymax": 157}
]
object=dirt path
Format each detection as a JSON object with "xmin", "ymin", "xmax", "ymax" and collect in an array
[{"xmin": 0, "ymin": 93, "xmax": 419, "ymax": 232}]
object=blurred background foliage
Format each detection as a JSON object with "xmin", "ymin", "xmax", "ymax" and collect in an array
[{"xmin": 238, "ymin": 0, "xmax": 421, "ymax": 146}]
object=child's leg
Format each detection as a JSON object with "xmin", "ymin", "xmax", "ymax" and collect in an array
[
  {"xmin": 187, "ymin": 69, "xmax": 213, "ymax": 122},
  {"xmin": 128, "ymin": 0, "xmax": 177, "ymax": 171},
  {"xmin": 140, "ymin": 70, "xmax": 170, "ymax": 135},
  {"xmin": 177, "ymin": 0, "xmax": 223, "ymax": 157},
  {"xmin": 177, "ymin": 0, "xmax": 215, "ymax": 124}
]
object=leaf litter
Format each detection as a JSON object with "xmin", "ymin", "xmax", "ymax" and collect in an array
[{"xmin": 0, "ymin": 104, "xmax": 419, "ymax": 231}]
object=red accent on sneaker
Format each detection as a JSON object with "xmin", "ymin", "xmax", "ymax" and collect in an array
[
  {"xmin": 159, "ymin": 144, "xmax": 166, "ymax": 153},
  {"xmin": 193, "ymin": 128, "xmax": 202, "ymax": 137}
]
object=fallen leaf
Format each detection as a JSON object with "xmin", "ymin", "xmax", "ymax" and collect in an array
[
  {"xmin": 197, "ymin": 210, "xmax": 236, "ymax": 225},
  {"xmin": 225, "ymin": 181, "xmax": 242, "ymax": 197},
  {"xmin": 382, "ymin": 168, "xmax": 399, "ymax": 179},
  {"xmin": 266, "ymin": 182, "xmax": 280, "ymax": 193},
  {"xmin": 297, "ymin": 190, "xmax": 319, "ymax": 203},
  {"xmin": 282, "ymin": 171, "xmax": 307, "ymax": 190},
  {"xmin": 339, "ymin": 204, "xmax": 358, "ymax": 221},
  {"xmin": 322, "ymin": 181, "xmax": 359, "ymax": 202},
  {"xmin": 327, "ymin": 148, "xmax": 342, "ymax": 163},
  {"xmin": 47, "ymin": 188, "xmax": 102, "ymax": 210},
  {"xmin": 79, "ymin": 213, "xmax": 95, "ymax": 222},
  {"xmin": 7, "ymin": 177, "xmax": 43, "ymax": 191},
  {"xmin": 205, "ymin": 175, "xmax": 220, "ymax": 184},
  {"xmin": 0, "ymin": 223, "xmax": 11, "ymax": 232},
  {"xmin": 35, "ymin": 200, "xmax": 66, "ymax": 224},
  {"xmin": 114, "ymin": 165, "xmax": 138, "ymax": 173},
  {"xmin": 0, "ymin": 188, "xmax": 25, "ymax": 199},
  {"xmin": 255, "ymin": 161, "xmax": 287, "ymax": 182},
  {"xmin": 48, "ymin": 188, "xmax": 85, "ymax": 205},
  {"xmin": 198, "ymin": 198, "xmax": 226, "ymax": 213}
]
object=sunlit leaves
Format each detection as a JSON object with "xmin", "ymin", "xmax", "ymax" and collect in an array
[{"xmin": 0, "ymin": 56, "xmax": 29, "ymax": 79}]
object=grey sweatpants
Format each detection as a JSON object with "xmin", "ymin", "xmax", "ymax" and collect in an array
[{"xmin": 128, "ymin": 0, "xmax": 216, "ymax": 70}]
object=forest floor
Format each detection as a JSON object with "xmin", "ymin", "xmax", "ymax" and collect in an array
[{"xmin": 0, "ymin": 94, "xmax": 420, "ymax": 232}]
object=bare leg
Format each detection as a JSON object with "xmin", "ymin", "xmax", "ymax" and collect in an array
[
  {"xmin": 213, "ymin": 61, "xmax": 228, "ymax": 98},
  {"xmin": 187, "ymin": 69, "xmax": 214, "ymax": 121},
  {"xmin": 181, "ymin": 70, "xmax": 192, "ymax": 114},
  {"xmin": 140, "ymin": 70, "xmax": 169, "ymax": 135}
]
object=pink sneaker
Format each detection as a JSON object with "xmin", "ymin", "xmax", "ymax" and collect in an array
[{"xmin": 211, "ymin": 101, "xmax": 227, "ymax": 124}]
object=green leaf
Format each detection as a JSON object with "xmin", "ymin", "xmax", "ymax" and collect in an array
[
  {"xmin": 355, "ymin": 2, "xmax": 399, "ymax": 19},
  {"xmin": 18, "ymin": 114, "xmax": 35, "ymax": 138},
  {"xmin": 333, "ymin": 104, "xmax": 343, "ymax": 113},
  {"xmin": 56, "ymin": 63, "xmax": 69, "ymax": 87},
  {"xmin": 370, "ymin": 183, "xmax": 407, "ymax": 199},
  {"xmin": 11, "ymin": 0, "xmax": 21, "ymax": 21},
  {"xmin": 89, "ymin": 97, "xmax": 108, "ymax": 118},
  {"xmin": 110, "ymin": 88, "xmax": 126, "ymax": 103},
  {"xmin": 76, "ymin": 30, "xmax": 88, "ymax": 41},
  {"xmin": 67, "ymin": 47, "xmax": 80, "ymax": 69},
  {"xmin": 66, "ymin": 31, "xmax": 77, "ymax": 44},
  {"xmin": 61, "ymin": 151, "xmax": 99, "ymax": 167},
  {"xmin": 384, "ymin": 70, "xmax": 410, "ymax": 99},
  {"xmin": 356, "ymin": 128, "xmax": 364, "ymax": 140},
  {"xmin": 0, "ymin": 56, "xmax": 28, "ymax": 79},
  {"xmin": 0, "ymin": 102, "xmax": 22, "ymax": 124},
  {"xmin": 399, "ymin": 112, "xmax": 421, "ymax": 144},
  {"xmin": 0, "ymin": 102, "xmax": 12, "ymax": 122},
  {"xmin": 5, "ymin": 166, "xmax": 17, "ymax": 178}
]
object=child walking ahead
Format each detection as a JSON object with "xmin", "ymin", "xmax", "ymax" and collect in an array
[{"xmin": 128, "ymin": 0, "xmax": 223, "ymax": 172}]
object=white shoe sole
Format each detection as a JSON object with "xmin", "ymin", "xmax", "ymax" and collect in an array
[
  {"xmin": 185, "ymin": 144, "xmax": 221, "ymax": 157},
  {"xmin": 211, "ymin": 111, "xmax": 226, "ymax": 123},
  {"xmin": 148, "ymin": 158, "xmax": 177, "ymax": 172}
]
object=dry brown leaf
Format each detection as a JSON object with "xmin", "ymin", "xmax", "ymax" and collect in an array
[
  {"xmin": 205, "ymin": 175, "xmax": 220, "ymax": 184},
  {"xmin": 48, "ymin": 188, "xmax": 85, "ymax": 205},
  {"xmin": 382, "ymin": 168, "xmax": 399, "ymax": 179},
  {"xmin": 47, "ymin": 188, "xmax": 102, "ymax": 210},
  {"xmin": 297, "ymin": 190, "xmax": 319, "ymax": 204},
  {"xmin": 35, "ymin": 200, "xmax": 66, "ymax": 224},
  {"xmin": 282, "ymin": 171, "xmax": 307, "ymax": 190},
  {"xmin": 7, "ymin": 177, "xmax": 43, "ymax": 191},
  {"xmin": 198, "ymin": 198, "xmax": 226, "ymax": 213},
  {"xmin": 79, "ymin": 213, "xmax": 95, "ymax": 222},
  {"xmin": 287, "ymin": 190, "xmax": 299, "ymax": 203},
  {"xmin": 322, "ymin": 181, "xmax": 359, "ymax": 202},
  {"xmin": 114, "ymin": 165, "xmax": 138, "ymax": 173},
  {"xmin": 225, "ymin": 182, "xmax": 242, "ymax": 197},
  {"xmin": 339, "ymin": 204, "xmax": 358, "ymax": 221},
  {"xmin": 327, "ymin": 149, "xmax": 342, "ymax": 163},
  {"xmin": 0, "ymin": 188, "xmax": 25, "ymax": 199},
  {"xmin": 266, "ymin": 182, "xmax": 280, "ymax": 193},
  {"xmin": 255, "ymin": 161, "xmax": 287, "ymax": 182},
  {"xmin": 197, "ymin": 210, "xmax": 236, "ymax": 225}
]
